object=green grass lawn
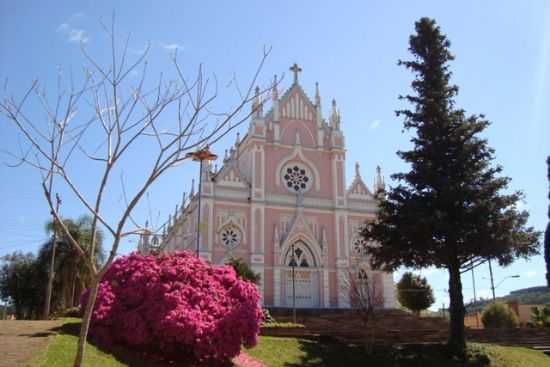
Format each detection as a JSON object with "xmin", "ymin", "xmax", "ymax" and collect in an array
[
  {"xmin": 245, "ymin": 336, "xmax": 550, "ymax": 367},
  {"xmin": 31, "ymin": 319, "xmax": 127, "ymax": 367},
  {"xmin": 483, "ymin": 344, "xmax": 550, "ymax": 367},
  {"xmin": 31, "ymin": 319, "xmax": 549, "ymax": 367}
]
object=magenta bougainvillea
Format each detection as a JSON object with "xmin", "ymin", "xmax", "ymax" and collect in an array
[{"xmin": 81, "ymin": 251, "xmax": 262, "ymax": 363}]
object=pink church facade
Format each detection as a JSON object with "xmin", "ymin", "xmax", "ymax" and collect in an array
[{"xmin": 143, "ymin": 66, "xmax": 396, "ymax": 309}]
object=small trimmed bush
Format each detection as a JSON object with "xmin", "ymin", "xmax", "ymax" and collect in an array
[
  {"xmin": 481, "ymin": 302, "xmax": 519, "ymax": 328},
  {"xmin": 81, "ymin": 251, "xmax": 262, "ymax": 364},
  {"xmin": 58, "ymin": 306, "xmax": 81, "ymax": 318},
  {"xmin": 261, "ymin": 308, "xmax": 275, "ymax": 324}
]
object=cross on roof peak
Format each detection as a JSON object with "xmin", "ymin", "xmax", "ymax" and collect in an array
[{"xmin": 290, "ymin": 63, "xmax": 302, "ymax": 84}]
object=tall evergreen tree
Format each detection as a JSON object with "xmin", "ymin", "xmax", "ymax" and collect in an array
[
  {"xmin": 362, "ymin": 18, "xmax": 540, "ymax": 354},
  {"xmin": 545, "ymin": 157, "xmax": 550, "ymax": 287}
]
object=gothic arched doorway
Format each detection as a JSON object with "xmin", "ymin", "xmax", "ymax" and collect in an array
[{"xmin": 284, "ymin": 240, "xmax": 320, "ymax": 308}]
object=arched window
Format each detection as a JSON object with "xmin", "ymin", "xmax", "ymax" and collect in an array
[
  {"xmin": 286, "ymin": 240, "xmax": 316, "ymax": 267},
  {"xmin": 220, "ymin": 225, "xmax": 242, "ymax": 249}
]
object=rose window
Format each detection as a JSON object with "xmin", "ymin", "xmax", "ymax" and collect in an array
[
  {"xmin": 283, "ymin": 165, "xmax": 310, "ymax": 192},
  {"xmin": 220, "ymin": 226, "xmax": 241, "ymax": 249}
]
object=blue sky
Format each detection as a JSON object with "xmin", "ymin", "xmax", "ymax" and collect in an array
[{"xmin": 1, "ymin": 1, "xmax": 549, "ymax": 309}]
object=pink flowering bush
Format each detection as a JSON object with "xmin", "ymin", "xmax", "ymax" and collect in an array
[{"xmin": 81, "ymin": 251, "xmax": 262, "ymax": 363}]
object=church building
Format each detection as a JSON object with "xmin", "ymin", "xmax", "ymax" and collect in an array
[{"xmin": 139, "ymin": 64, "xmax": 396, "ymax": 309}]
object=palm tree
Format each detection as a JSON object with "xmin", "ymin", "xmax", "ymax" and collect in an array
[{"xmin": 37, "ymin": 215, "xmax": 105, "ymax": 311}]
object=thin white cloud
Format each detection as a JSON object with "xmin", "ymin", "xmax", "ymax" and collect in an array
[
  {"xmin": 369, "ymin": 119, "xmax": 382, "ymax": 130},
  {"xmin": 57, "ymin": 23, "xmax": 69, "ymax": 32},
  {"xmin": 68, "ymin": 29, "xmax": 89, "ymax": 44},
  {"xmin": 525, "ymin": 270, "xmax": 537, "ymax": 278},
  {"xmin": 160, "ymin": 42, "xmax": 184, "ymax": 51},
  {"xmin": 129, "ymin": 44, "xmax": 150, "ymax": 56},
  {"xmin": 56, "ymin": 12, "xmax": 89, "ymax": 44}
]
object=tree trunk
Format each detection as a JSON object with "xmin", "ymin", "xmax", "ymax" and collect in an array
[
  {"xmin": 73, "ymin": 276, "xmax": 99, "ymax": 367},
  {"xmin": 447, "ymin": 263, "xmax": 466, "ymax": 355},
  {"xmin": 71, "ymin": 275, "xmax": 76, "ymax": 307}
]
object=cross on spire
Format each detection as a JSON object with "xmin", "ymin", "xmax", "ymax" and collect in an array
[{"xmin": 290, "ymin": 63, "xmax": 302, "ymax": 84}]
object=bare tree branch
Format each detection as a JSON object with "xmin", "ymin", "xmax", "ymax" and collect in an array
[{"xmin": 1, "ymin": 17, "xmax": 271, "ymax": 366}]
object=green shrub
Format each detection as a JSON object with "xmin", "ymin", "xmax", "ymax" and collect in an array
[
  {"xmin": 481, "ymin": 302, "xmax": 518, "ymax": 328},
  {"xmin": 530, "ymin": 305, "xmax": 550, "ymax": 327},
  {"xmin": 261, "ymin": 308, "xmax": 275, "ymax": 324},
  {"xmin": 225, "ymin": 257, "xmax": 261, "ymax": 284},
  {"xmin": 396, "ymin": 272, "xmax": 435, "ymax": 316},
  {"xmin": 260, "ymin": 322, "xmax": 305, "ymax": 329},
  {"xmin": 52, "ymin": 306, "xmax": 81, "ymax": 318}
]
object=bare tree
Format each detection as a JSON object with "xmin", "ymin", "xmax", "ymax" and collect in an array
[
  {"xmin": 1, "ymin": 18, "xmax": 272, "ymax": 367},
  {"xmin": 341, "ymin": 269, "xmax": 383, "ymax": 352}
]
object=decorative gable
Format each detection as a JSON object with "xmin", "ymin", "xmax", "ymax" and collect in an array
[
  {"xmin": 216, "ymin": 164, "xmax": 248, "ymax": 188},
  {"xmin": 347, "ymin": 162, "xmax": 374, "ymax": 199},
  {"xmin": 277, "ymin": 212, "xmax": 325, "ymax": 267},
  {"xmin": 280, "ymin": 85, "xmax": 316, "ymax": 121}
]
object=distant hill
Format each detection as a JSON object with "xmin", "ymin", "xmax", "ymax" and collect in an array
[
  {"xmin": 506, "ymin": 286, "xmax": 550, "ymax": 304},
  {"xmin": 465, "ymin": 286, "xmax": 550, "ymax": 314},
  {"xmin": 509, "ymin": 286, "xmax": 550, "ymax": 296}
]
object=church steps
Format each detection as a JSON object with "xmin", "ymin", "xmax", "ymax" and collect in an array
[{"xmin": 262, "ymin": 311, "xmax": 550, "ymax": 351}]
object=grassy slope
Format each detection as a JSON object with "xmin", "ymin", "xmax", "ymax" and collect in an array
[
  {"xmin": 31, "ymin": 319, "xmax": 549, "ymax": 367},
  {"xmin": 484, "ymin": 344, "xmax": 550, "ymax": 367},
  {"xmin": 31, "ymin": 319, "xmax": 126, "ymax": 367},
  {"xmin": 246, "ymin": 336, "xmax": 550, "ymax": 367}
]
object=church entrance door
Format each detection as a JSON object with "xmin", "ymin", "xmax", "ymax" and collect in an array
[
  {"xmin": 283, "ymin": 240, "xmax": 320, "ymax": 308},
  {"xmin": 285, "ymin": 269, "xmax": 319, "ymax": 308}
]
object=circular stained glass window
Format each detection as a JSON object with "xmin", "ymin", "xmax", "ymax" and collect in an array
[
  {"xmin": 220, "ymin": 226, "xmax": 241, "ymax": 249},
  {"xmin": 283, "ymin": 164, "xmax": 310, "ymax": 192}
]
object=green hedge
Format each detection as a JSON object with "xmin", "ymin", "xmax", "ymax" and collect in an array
[{"xmin": 261, "ymin": 322, "xmax": 305, "ymax": 329}]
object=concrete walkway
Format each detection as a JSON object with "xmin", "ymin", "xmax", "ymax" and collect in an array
[{"xmin": 0, "ymin": 320, "xmax": 62, "ymax": 367}]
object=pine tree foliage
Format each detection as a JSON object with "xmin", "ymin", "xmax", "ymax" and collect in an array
[
  {"xmin": 362, "ymin": 17, "xmax": 540, "ymax": 353},
  {"xmin": 396, "ymin": 272, "xmax": 435, "ymax": 315}
]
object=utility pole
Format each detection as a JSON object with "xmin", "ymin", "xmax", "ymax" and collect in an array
[
  {"xmin": 43, "ymin": 193, "xmax": 61, "ymax": 320},
  {"xmin": 470, "ymin": 260, "xmax": 480, "ymax": 327},
  {"xmin": 291, "ymin": 242, "xmax": 297, "ymax": 324},
  {"xmin": 470, "ymin": 260, "xmax": 477, "ymax": 303}
]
